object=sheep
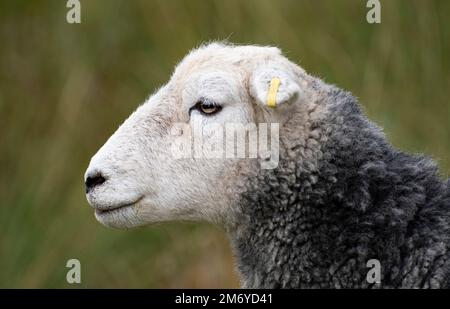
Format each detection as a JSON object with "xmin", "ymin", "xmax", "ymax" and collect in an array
[{"xmin": 84, "ymin": 42, "xmax": 450, "ymax": 288}]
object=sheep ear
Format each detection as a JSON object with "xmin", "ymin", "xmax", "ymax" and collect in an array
[{"xmin": 249, "ymin": 66, "xmax": 301, "ymax": 109}]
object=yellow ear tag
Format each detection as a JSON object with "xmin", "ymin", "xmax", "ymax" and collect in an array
[{"xmin": 267, "ymin": 77, "xmax": 281, "ymax": 108}]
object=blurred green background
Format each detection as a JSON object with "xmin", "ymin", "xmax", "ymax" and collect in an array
[{"xmin": 0, "ymin": 0, "xmax": 449, "ymax": 288}]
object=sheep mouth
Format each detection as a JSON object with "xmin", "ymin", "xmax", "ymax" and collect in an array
[{"xmin": 94, "ymin": 198, "xmax": 142, "ymax": 217}]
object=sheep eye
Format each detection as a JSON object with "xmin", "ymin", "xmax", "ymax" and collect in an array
[{"xmin": 194, "ymin": 99, "xmax": 222, "ymax": 115}]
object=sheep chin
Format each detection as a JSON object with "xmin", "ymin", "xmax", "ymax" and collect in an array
[{"xmin": 94, "ymin": 202, "xmax": 146, "ymax": 229}]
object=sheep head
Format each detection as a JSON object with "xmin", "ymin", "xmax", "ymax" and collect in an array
[{"xmin": 84, "ymin": 42, "xmax": 317, "ymax": 229}]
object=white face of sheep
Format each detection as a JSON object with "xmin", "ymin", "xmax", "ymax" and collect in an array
[{"xmin": 85, "ymin": 44, "xmax": 305, "ymax": 228}]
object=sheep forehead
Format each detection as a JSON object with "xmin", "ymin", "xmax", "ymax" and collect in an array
[{"xmin": 171, "ymin": 43, "xmax": 283, "ymax": 81}]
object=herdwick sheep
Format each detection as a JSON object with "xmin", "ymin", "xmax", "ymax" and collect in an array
[{"xmin": 85, "ymin": 43, "xmax": 450, "ymax": 288}]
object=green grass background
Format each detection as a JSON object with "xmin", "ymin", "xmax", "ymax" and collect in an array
[{"xmin": 0, "ymin": 0, "xmax": 449, "ymax": 288}]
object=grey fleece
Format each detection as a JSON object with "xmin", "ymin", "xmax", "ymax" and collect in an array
[{"xmin": 229, "ymin": 79, "xmax": 450, "ymax": 288}]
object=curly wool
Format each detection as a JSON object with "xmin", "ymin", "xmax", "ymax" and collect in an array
[{"xmin": 229, "ymin": 80, "xmax": 450, "ymax": 288}]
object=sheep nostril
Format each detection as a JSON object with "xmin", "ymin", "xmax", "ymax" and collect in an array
[{"xmin": 85, "ymin": 174, "xmax": 106, "ymax": 193}]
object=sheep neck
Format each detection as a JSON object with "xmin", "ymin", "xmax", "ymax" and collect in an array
[{"xmin": 228, "ymin": 88, "xmax": 450, "ymax": 288}]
